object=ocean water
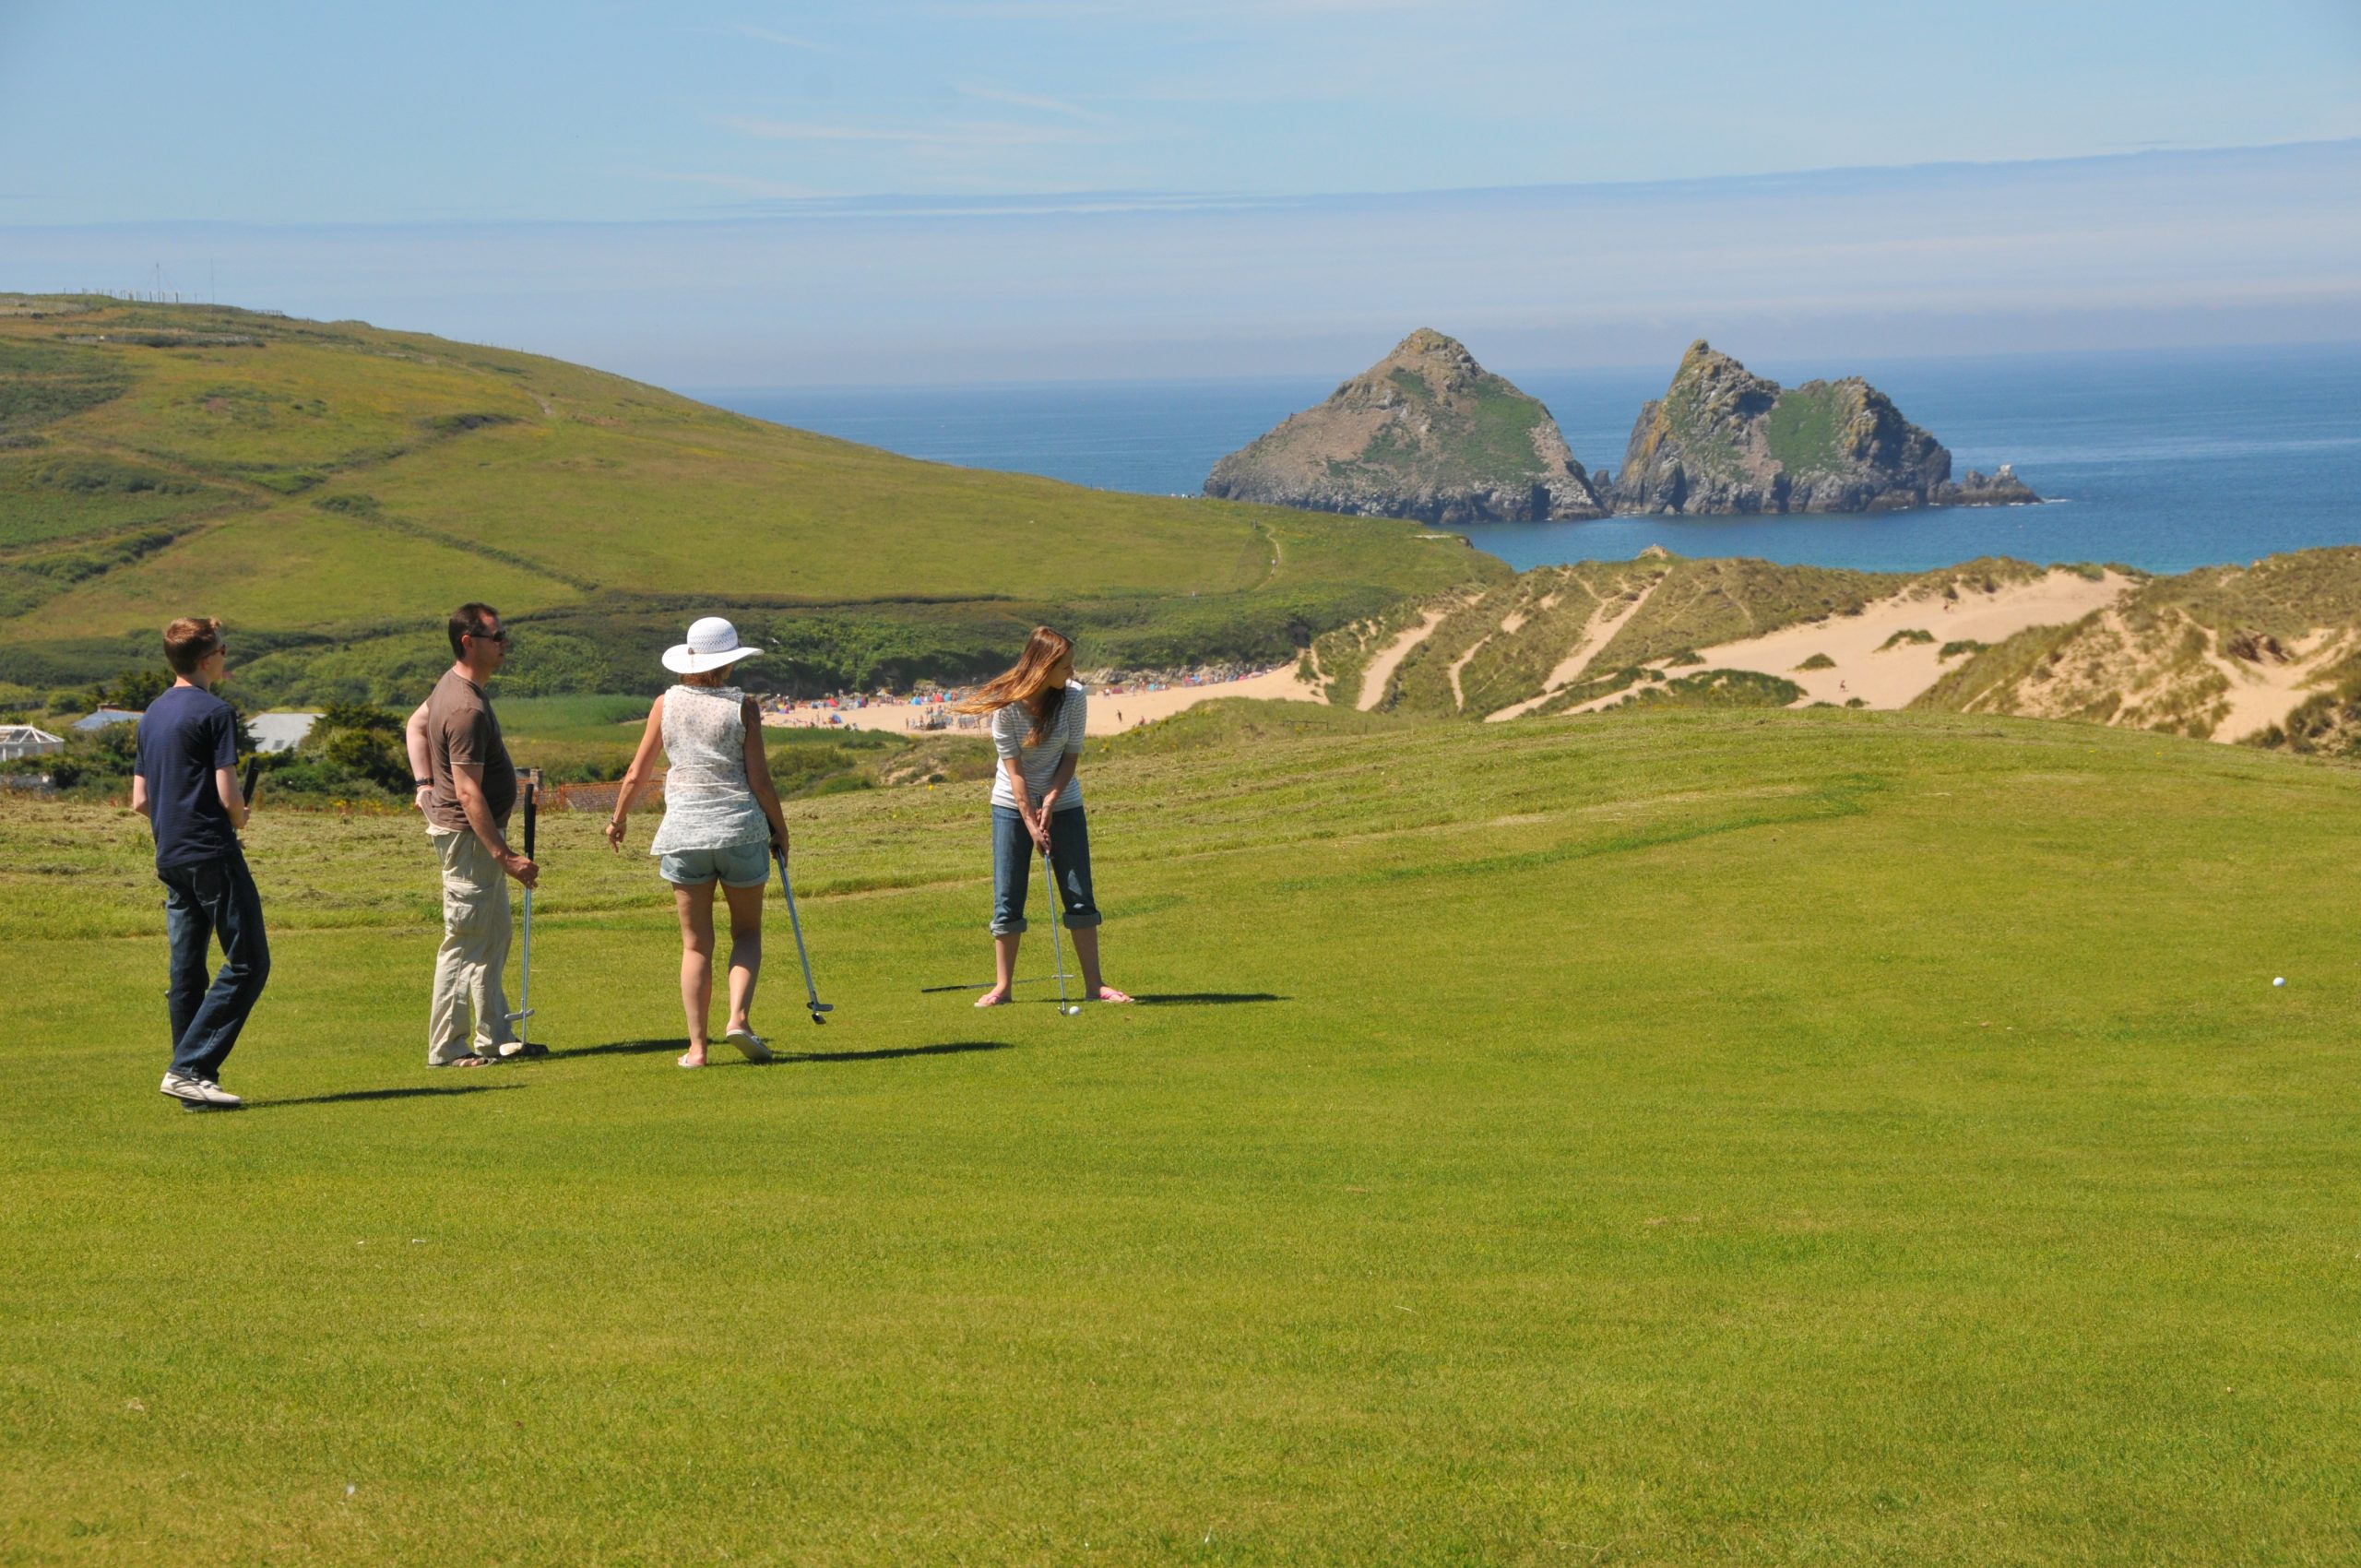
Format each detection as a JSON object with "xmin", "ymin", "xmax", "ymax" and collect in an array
[{"xmin": 696, "ymin": 343, "xmax": 2361, "ymax": 576}]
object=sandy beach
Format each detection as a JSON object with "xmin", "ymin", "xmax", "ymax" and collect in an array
[{"xmin": 764, "ymin": 664, "xmax": 1324, "ymax": 739}]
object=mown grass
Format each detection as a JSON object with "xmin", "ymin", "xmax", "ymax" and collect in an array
[{"xmin": 6, "ymin": 708, "xmax": 2360, "ymax": 1564}]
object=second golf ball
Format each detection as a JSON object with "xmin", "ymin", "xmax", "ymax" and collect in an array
[{"xmin": 2273, "ymin": 977, "xmax": 2286, "ymax": 987}]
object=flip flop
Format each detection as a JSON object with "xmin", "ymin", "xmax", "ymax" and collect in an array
[
  {"xmin": 429, "ymin": 1054, "xmax": 492, "ymax": 1068},
  {"xmin": 1095, "ymin": 987, "xmax": 1135, "ymax": 1004},
  {"xmin": 974, "ymin": 991, "xmax": 1011, "ymax": 1008},
  {"xmin": 677, "ymin": 1052, "xmax": 706, "ymax": 1070},
  {"xmin": 725, "ymin": 1028, "xmax": 774, "ymax": 1063}
]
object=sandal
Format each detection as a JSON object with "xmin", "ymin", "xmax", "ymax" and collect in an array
[
  {"xmin": 974, "ymin": 991, "xmax": 1011, "ymax": 1008},
  {"xmin": 677, "ymin": 1051, "xmax": 707, "ymax": 1069},
  {"xmin": 1094, "ymin": 987, "xmax": 1134, "ymax": 1004},
  {"xmin": 725, "ymin": 1028, "xmax": 774, "ymax": 1063},
  {"xmin": 429, "ymin": 1054, "xmax": 491, "ymax": 1068}
]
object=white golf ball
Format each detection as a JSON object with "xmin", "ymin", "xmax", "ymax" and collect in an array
[{"xmin": 2273, "ymin": 977, "xmax": 2286, "ymax": 987}]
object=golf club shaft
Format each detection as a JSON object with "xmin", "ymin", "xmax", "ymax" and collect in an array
[
  {"xmin": 1041, "ymin": 847, "xmax": 1073, "ymax": 1010},
  {"xmin": 777, "ymin": 849, "xmax": 825, "ymax": 1012},
  {"xmin": 517, "ymin": 888, "xmax": 531, "ymax": 1047},
  {"xmin": 515, "ymin": 778, "xmax": 537, "ymax": 1046}
]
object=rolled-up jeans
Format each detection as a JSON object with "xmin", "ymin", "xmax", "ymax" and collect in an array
[
  {"xmin": 159, "ymin": 849, "xmax": 270, "ymax": 1081},
  {"xmin": 990, "ymin": 805, "xmax": 1100, "ymax": 936},
  {"xmin": 427, "ymin": 826, "xmax": 515, "ymax": 1063}
]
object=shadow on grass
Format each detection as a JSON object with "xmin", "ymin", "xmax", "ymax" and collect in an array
[
  {"xmin": 785, "ymin": 1039, "xmax": 1015, "ymax": 1065},
  {"xmin": 562, "ymin": 1038, "xmax": 694, "ymax": 1059},
  {"xmin": 1132, "ymin": 992, "xmax": 1287, "ymax": 1006},
  {"xmin": 254, "ymin": 1084, "xmax": 526, "ymax": 1111}
]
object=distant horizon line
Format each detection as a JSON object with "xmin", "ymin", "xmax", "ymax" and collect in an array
[
  {"xmin": 671, "ymin": 335, "xmax": 2361, "ymax": 397},
  {"xmin": 5, "ymin": 135, "xmax": 2354, "ymax": 233}
]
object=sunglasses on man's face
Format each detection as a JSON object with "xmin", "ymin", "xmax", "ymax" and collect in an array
[{"xmin": 468, "ymin": 629, "xmax": 510, "ymax": 645}]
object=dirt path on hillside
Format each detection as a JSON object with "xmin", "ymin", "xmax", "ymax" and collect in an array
[
  {"xmin": 1357, "ymin": 605, "xmax": 1456, "ymax": 711},
  {"xmin": 1487, "ymin": 577, "xmax": 1664, "ymax": 721},
  {"xmin": 1560, "ymin": 569, "xmax": 2131, "ymax": 715}
]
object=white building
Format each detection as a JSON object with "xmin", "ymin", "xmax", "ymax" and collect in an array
[
  {"xmin": 248, "ymin": 712, "xmax": 321, "ymax": 754},
  {"xmin": 0, "ymin": 725, "xmax": 65, "ymax": 762}
]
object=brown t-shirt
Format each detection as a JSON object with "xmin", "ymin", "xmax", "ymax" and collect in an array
[{"xmin": 422, "ymin": 668, "xmax": 516, "ymax": 833}]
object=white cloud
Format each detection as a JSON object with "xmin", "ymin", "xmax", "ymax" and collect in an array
[
  {"xmin": 954, "ymin": 82, "xmax": 1104, "ymax": 123},
  {"xmin": 698, "ymin": 22, "xmax": 825, "ymax": 49},
  {"xmin": 719, "ymin": 115, "xmax": 1081, "ymax": 150}
]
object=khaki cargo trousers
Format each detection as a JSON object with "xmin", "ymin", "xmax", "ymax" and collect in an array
[{"xmin": 427, "ymin": 826, "xmax": 516, "ymax": 1064}]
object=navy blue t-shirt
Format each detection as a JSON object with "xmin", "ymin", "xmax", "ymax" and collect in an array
[{"xmin": 135, "ymin": 684, "xmax": 240, "ymax": 870}]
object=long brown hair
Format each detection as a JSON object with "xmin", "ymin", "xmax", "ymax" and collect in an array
[{"xmin": 957, "ymin": 625, "xmax": 1074, "ymax": 745}]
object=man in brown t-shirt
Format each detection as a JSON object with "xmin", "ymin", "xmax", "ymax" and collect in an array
[{"xmin": 403, "ymin": 602, "xmax": 540, "ymax": 1066}]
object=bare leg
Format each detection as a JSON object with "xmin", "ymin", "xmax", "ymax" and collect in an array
[
  {"xmin": 1068, "ymin": 927, "xmax": 1130, "ymax": 1003},
  {"xmin": 978, "ymin": 932, "xmax": 1020, "ymax": 1005},
  {"xmin": 675, "ymin": 882, "xmax": 717, "ymax": 1064},
  {"xmin": 721, "ymin": 880, "xmax": 765, "ymax": 1034},
  {"xmin": 1071, "ymin": 925, "xmax": 1104, "ymax": 994}
]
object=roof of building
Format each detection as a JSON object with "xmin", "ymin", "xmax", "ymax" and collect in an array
[
  {"xmin": 69, "ymin": 707, "xmax": 143, "ymax": 731},
  {"xmin": 0, "ymin": 725, "xmax": 65, "ymax": 744}
]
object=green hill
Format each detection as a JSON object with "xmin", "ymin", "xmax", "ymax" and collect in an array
[
  {"xmin": 0, "ymin": 296, "xmax": 1497, "ymax": 702},
  {"xmin": 6, "ymin": 707, "xmax": 2358, "ymax": 1562}
]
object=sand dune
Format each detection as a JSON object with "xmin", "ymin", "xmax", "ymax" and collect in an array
[{"xmin": 1567, "ymin": 569, "xmax": 2133, "ymax": 714}]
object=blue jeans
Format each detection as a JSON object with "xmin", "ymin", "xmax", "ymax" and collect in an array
[
  {"xmin": 159, "ymin": 850, "xmax": 270, "ymax": 1081},
  {"xmin": 991, "ymin": 806, "xmax": 1100, "ymax": 936}
]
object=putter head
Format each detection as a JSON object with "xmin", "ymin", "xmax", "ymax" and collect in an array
[
  {"xmin": 808, "ymin": 1002, "xmax": 833, "ymax": 1025},
  {"xmin": 504, "ymin": 1008, "xmax": 536, "ymax": 1023}
]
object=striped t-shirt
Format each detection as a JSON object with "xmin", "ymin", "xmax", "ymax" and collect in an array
[{"xmin": 990, "ymin": 682, "xmax": 1086, "ymax": 813}]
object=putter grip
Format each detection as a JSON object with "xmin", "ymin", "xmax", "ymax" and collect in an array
[
  {"xmin": 523, "ymin": 782, "xmax": 538, "ymax": 859},
  {"xmin": 240, "ymin": 755, "xmax": 261, "ymax": 807}
]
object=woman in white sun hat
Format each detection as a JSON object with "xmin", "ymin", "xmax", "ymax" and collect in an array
[{"xmin": 606, "ymin": 617, "xmax": 792, "ymax": 1068}]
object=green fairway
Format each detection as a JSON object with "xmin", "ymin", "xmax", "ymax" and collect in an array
[{"xmin": 5, "ymin": 708, "xmax": 2359, "ymax": 1564}]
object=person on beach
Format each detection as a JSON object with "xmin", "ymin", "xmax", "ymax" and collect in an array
[
  {"xmin": 603, "ymin": 617, "xmax": 792, "ymax": 1068},
  {"xmin": 132, "ymin": 616, "xmax": 267, "ymax": 1110},
  {"xmin": 955, "ymin": 626, "xmax": 1132, "ymax": 1008},
  {"xmin": 402, "ymin": 603, "xmax": 538, "ymax": 1067}
]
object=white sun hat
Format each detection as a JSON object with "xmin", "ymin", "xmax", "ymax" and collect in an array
[{"xmin": 662, "ymin": 616, "xmax": 764, "ymax": 675}]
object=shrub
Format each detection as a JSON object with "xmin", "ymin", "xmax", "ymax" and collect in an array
[
  {"xmin": 1878, "ymin": 628, "xmax": 1937, "ymax": 650},
  {"xmin": 1795, "ymin": 653, "xmax": 1837, "ymax": 671}
]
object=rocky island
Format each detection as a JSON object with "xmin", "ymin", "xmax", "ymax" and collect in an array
[
  {"xmin": 1612, "ymin": 340, "xmax": 2039, "ymax": 515},
  {"xmin": 1204, "ymin": 329, "xmax": 1607, "ymax": 525}
]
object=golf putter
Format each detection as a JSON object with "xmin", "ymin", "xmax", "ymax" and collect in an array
[
  {"xmin": 239, "ymin": 754, "xmax": 262, "ymax": 814},
  {"xmin": 1041, "ymin": 846, "xmax": 1080, "ymax": 1016},
  {"xmin": 504, "ymin": 775, "xmax": 538, "ymax": 1052},
  {"xmin": 775, "ymin": 846, "xmax": 833, "ymax": 1024}
]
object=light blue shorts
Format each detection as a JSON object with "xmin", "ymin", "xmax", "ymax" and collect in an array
[{"xmin": 658, "ymin": 839, "xmax": 771, "ymax": 888}]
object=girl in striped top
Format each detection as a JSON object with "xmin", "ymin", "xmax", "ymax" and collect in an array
[{"xmin": 957, "ymin": 626, "xmax": 1132, "ymax": 1008}]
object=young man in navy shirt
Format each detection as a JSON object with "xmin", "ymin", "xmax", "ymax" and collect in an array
[{"xmin": 131, "ymin": 616, "xmax": 267, "ymax": 1110}]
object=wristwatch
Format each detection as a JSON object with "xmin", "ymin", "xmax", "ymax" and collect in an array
[{"xmin": 413, "ymin": 778, "xmax": 433, "ymax": 787}]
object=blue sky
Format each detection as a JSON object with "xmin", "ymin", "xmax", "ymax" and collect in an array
[{"xmin": 3, "ymin": 1, "xmax": 2356, "ymax": 382}]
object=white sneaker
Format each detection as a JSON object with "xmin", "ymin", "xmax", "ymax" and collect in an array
[{"xmin": 160, "ymin": 1072, "xmax": 243, "ymax": 1109}]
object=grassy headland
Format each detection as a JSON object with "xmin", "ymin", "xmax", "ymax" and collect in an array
[{"xmin": 0, "ymin": 296, "xmax": 1496, "ymax": 703}]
